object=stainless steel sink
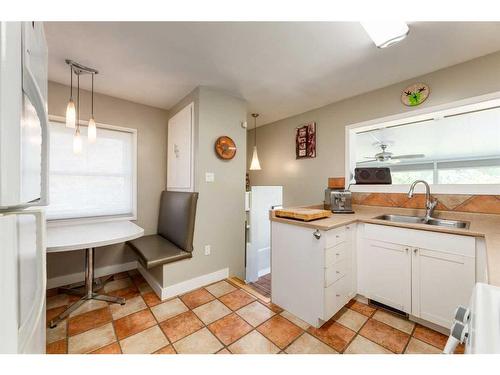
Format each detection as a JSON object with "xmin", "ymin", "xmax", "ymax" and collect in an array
[{"xmin": 374, "ymin": 214, "xmax": 470, "ymax": 229}]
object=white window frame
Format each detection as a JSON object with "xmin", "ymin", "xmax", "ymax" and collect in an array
[
  {"xmin": 46, "ymin": 115, "xmax": 138, "ymax": 226},
  {"xmin": 345, "ymin": 91, "xmax": 500, "ymax": 195}
]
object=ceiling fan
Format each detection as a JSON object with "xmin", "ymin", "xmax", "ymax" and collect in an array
[{"xmin": 358, "ymin": 142, "xmax": 425, "ymax": 164}]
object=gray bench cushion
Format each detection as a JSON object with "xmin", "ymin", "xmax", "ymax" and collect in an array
[
  {"xmin": 126, "ymin": 191, "xmax": 199, "ymax": 269},
  {"xmin": 127, "ymin": 234, "xmax": 192, "ymax": 269},
  {"xmin": 158, "ymin": 191, "xmax": 199, "ymax": 252}
]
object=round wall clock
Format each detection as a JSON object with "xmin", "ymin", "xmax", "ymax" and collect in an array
[
  {"xmin": 401, "ymin": 83, "xmax": 430, "ymax": 106},
  {"xmin": 214, "ymin": 136, "xmax": 237, "ymax": 160}
]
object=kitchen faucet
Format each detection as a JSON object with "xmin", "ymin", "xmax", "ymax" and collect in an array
[{"xmin": 408, "ymin": 180, "xmax": 438, "ymax": 222}]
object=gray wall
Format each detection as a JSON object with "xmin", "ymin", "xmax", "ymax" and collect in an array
[
  {"xmin": 247, "ymin": 51, "xmax": 500, "ymax": 207},
  {"xmin": 47, "ymin": 81, "xmax": 169, "ymax": 282},
  {"xmin": 157, "ymin": 87, "xmax": 247, "ymax": 286}
]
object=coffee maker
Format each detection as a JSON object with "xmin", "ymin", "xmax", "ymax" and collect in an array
[{"xmin": 324, "ymin": 188, "xmax": 354, "ymax": 214}]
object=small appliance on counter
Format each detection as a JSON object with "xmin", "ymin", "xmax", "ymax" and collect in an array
[{"xmin": 324, "ymin": 188, "xmax": 354, "ymax": 214}]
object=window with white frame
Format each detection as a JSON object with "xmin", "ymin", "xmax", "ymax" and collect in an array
[
  {"xmin": 46, "ymin": 120, "xmax": 136, "ymax": 221},
  {"xmin": 348, "ymin": 97, "xmax": 500, "ymax": 193}
]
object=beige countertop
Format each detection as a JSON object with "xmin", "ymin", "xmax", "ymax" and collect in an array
[{"xmin": 270, "ymin": 204, "xmax": 500, "ymax": 287}]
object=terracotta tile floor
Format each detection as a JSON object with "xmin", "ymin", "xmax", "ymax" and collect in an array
[{"xmin": 45, "ymin": 271, "xmax": 463, "ymax": 354}]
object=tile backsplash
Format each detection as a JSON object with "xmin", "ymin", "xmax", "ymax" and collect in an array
[{"xmin": 352, "ymin": 193, "xmax": 500, "ymax": 215}]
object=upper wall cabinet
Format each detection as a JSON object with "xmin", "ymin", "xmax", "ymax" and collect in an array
[{"xmin": 167, "ymin": 103, "xmax": 194, "ymax": 192}]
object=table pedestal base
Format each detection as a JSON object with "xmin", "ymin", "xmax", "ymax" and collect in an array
[{"xmin": 49, "ymin": 247, "xmax": 125, "ymax": 328}]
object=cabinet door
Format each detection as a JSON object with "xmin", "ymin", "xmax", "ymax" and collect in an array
[
  {"xmin": 360, "ymin": 239, "xmax": 411, "ymax": 313},
  {"xmin": 167, "ymin": 103, "xmax": 194, "ymax": 191},
  {"xmin": 412, "ymin": 247, "xmax": 475, "ymax": 328},
  {"xmin": 271, "ymin": 222, "xmax": 325, "ymax": 327}
]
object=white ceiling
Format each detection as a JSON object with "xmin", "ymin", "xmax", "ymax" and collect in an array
[{"xmin": 45, "ymin": 22, "xmax": 500, "ymax": 125}]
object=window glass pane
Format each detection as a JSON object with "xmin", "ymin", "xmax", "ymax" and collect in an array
[
  {"xmin": 390, "ymin": 170, "xmax": 434, "ymax": 185},
  {"xmin": 354, "ymin": 105, "xmax": 500, "ymax": 186},
  {"xmin": 438, "ymin": 166, "xmax": 500, "ymax": 184},
  {"xmin": 47, "ymin": 122, "xmax": 135, "ymax": 220}
]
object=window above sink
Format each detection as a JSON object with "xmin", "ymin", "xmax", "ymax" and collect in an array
[{"xmin": 345, "ymin": 92, "xmax": 500, "ymax": 195}]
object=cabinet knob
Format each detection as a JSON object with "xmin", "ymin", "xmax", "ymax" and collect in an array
[
  {"xmin": 313, "ymin": 230, "xmax": 321, "ymax": 240},
  {"xmin": 414, "ymin": 248, "xmax": 418, "ymax": 254},
  {"xmin": 405, "ymin": 247, "xmax": 409, "ymax": 253}
]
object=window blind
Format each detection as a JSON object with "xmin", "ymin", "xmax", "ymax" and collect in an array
[{"xmin": 46, "ymin": 122, "xmax": 135, "ymax": 220}]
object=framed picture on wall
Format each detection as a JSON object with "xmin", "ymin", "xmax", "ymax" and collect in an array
[{"xmin": 296, "ymin": 121, "xmax": 316, "ymax": 159}]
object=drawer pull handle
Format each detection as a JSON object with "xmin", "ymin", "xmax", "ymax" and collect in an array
[
  {"xmin": 336, "ymin": 271, "xmax": 340, "ymax": 274},
  {"xmin": 336, "ymin": 294, "xmax": 341, "ymax": 297},
  {"xmin": 313, "ymin": 230, "xmax": 321, "ymax": 240},
  {"xmin": 336, "ymin": 253, "xmax": 340, "ymax": 256},
  {"xmin": 336, "ymin": 235, "xmax": 340, "ymax": 238}
]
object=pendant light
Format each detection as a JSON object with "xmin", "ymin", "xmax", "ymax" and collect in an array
[
  {"xmin": 73, "ymin": 73, "xmax": 82, "ymax": 154},
  {"xmin": 88, "ymin": 73, "xmax": 97, "ymax": 143},
  {"xmin": 65, "ymin": 65, "xmax": 76, "ymax": 128},
  {"xmin": 65, "ymin": 60, "xmax": 99, "ymax": 154},
  {"xmin": 249, "ymin": 113, "xmax": 262, "ymax": 170}
]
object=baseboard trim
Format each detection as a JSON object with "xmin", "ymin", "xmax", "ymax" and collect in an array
[
  {"xmin": 258, "ymin": 267, "xmax": 270, "ymax": 277},
  {"xmin": 137, "ymin": 263, "xmax": 164, "ymax": 299},
  {"xmin": 46, "ymin": 261, "xmax": 138, "ymax": 289},
  {"xmin": 139, "ymin": 267, "xmax": 230, "ymax": 301}
]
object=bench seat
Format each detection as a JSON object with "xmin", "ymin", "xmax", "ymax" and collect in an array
[
  {"xmin": 127, "ymin": 234, "xmax": 192, "ymax": 269},
  {"xmin": 126, "ymin": 190, "xmax": 198, "ymax": 270}
]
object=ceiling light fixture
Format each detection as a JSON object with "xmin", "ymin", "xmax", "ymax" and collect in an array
[
  {"xmin": 73, "ymin": 73, "xmax": 82, "ymax": 154},
  {"xmin": 249, "ymin": 113, "xmax": 262, "ymax": 171},
  {"xmin": 360, "ymin": 21, "xmax": 409, "ymax": 48},
  {"xmin": 65, "ymin": 59, "xmax": 99, "ymax": 153},
  {"xmin": 88, "ymin": 74, "xmax": 97, "ymax": 143},
  {"xmin": 65, "ymin": 65, "xmax": 76, "ymax": 128}
]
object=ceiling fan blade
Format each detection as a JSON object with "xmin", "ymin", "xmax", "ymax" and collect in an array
[
  {"xmin": 391, "ymin": 154, "xmax": 425, "ymax": 159},
  {"xmin": 357, "ymin": 159, "xmax": 377, "ymax": 164}
]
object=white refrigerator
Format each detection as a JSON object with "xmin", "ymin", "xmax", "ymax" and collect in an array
[
  {"xmin": 0, "ymin": 22, "xmax": 49, "ymax": 354},
  {"xmin": 245, "ymin": 186, "xmax": 283, "ymax": 283}
]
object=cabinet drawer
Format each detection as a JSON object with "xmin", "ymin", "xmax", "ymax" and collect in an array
[
  {"xmin": 323, "ymin": 275, "xmax": 351, "ymax": 319},
  {"xmin": 325, "ymin": 242, "xmax": 349, "ymax": 267},
  {"xmin": 325, "ymin": 227, "xmax": 346, "ymax": 248},
  {"xmin": 324, "ymin": 260, "xmax": 349, "ymax": 287}
]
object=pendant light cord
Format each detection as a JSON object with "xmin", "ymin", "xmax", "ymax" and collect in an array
[
  {"xmin": 91, "ymin": 73, "xmax": 94, "ymax": 117},
  {"xmin": 77, "ymin": 73, "xmax": 80, "ymax": 131},
  {"xmin": 254, "ymin": 117, "xmax": 257, "ymax": 146},
  {"xmin": 69, "ymin": 66, "xmax": 73, "ymax": 99}
]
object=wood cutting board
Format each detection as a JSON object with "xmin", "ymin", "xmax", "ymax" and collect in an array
[{"xmin": 274, "ymin": 208, "xmax": 332, "ymax": 222}]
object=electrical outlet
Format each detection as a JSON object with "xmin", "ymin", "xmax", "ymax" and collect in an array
[
  {"xmin": 204, "ymin": 245, "xmax": 211, "ymax": 255},
  {"xmin": 205, "ymin": 172, "xmax": 215, "ymax": 183}
]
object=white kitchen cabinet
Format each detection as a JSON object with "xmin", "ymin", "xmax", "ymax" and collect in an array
[
  {"xmin": 359, "ymin": 239, "xmax": 411, "ymax": 313},
  {"xmin": 167, "ymin": 102, "xmax": 194, "ymax": 192},
  {"xmin": 412, "ymin": 247, "xmax": 475, "ymax": 328},
  {"xmin": 360, "ymin": 224, "xmax": 476, "ymax": 328},
  {"xmin": 271, "ymin": 221, "xmax": 356, "ymax": 327}
]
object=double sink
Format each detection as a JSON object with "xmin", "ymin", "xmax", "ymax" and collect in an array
[{"xmin": 374, "ymin": 214, "xmax": 470, "ymax": 229}]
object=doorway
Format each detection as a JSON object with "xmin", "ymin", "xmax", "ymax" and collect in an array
[{"xmin": 245, "ymin": 186, "xmax": 283, "ymax": 298}]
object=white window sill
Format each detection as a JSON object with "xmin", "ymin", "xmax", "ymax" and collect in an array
[{"xmin": 349, "ymin": 184, "xmax": 500, "ymax": 195}]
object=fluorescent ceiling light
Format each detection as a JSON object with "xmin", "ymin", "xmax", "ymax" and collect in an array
[{"xmin": 361, "ymin": 21, "xmax": 409, "ymax": 48}]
